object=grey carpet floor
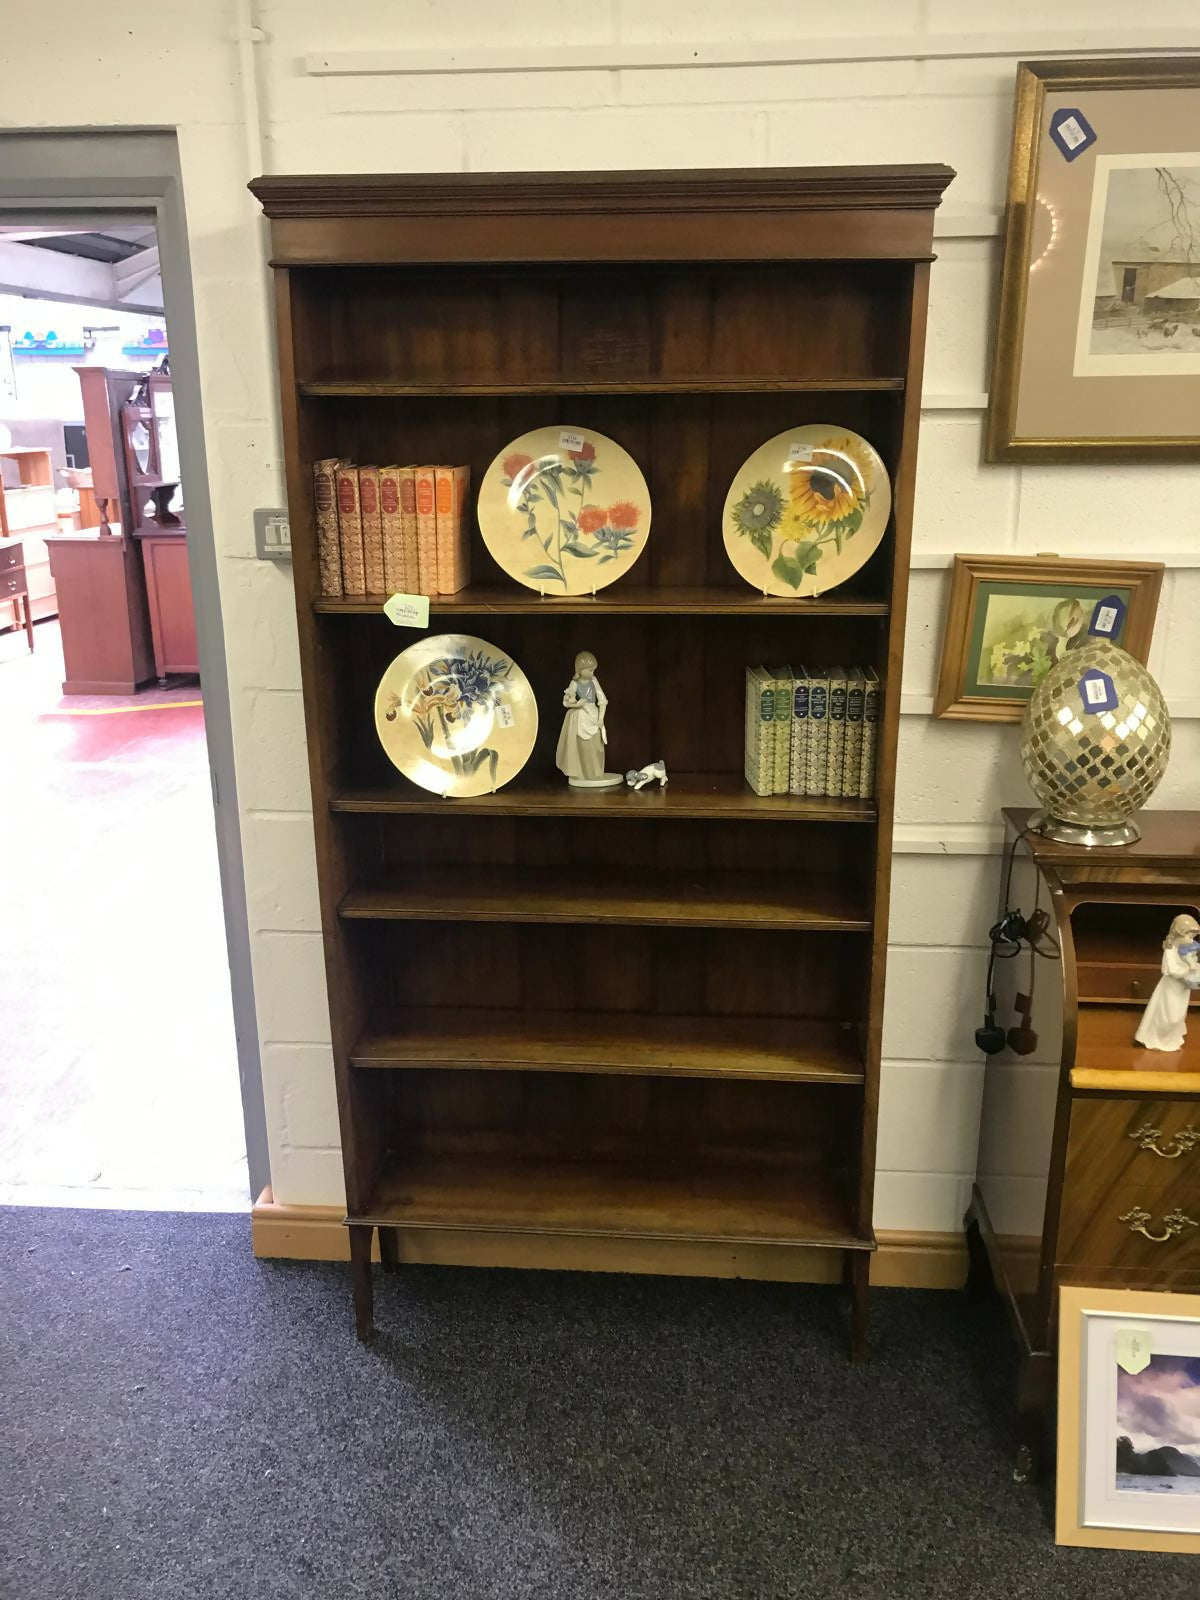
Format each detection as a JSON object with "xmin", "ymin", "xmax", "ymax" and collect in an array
[{"xmin": 1, "ymin": 1208, "xmax": 1195, "ymax": 1600}]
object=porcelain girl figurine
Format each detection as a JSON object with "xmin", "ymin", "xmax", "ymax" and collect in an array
[
  {"xmin": 555, "ymin": 650, "xmax": 622, "ymax": 788},
  {"xmin": 1134, "ymin": 914, "xmax": 1200, "ymax": 1053}
]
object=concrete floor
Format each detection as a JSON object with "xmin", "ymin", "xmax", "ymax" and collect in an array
[{"xmin": 0, "ymin": 617, "xmax": 247, "ymax": 1211}]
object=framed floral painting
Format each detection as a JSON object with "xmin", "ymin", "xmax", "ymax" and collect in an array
[
  {"xmin": 987, "ymin": 58, "xmax": 1200, "ymax": 461},
  {"xmin": 933, "ymin": 555, "xmax": 1163, "ymax": 722},
  {"xmin": 1058, "ymin": 1285, "xmax": 1200, "ymax": 1553}
]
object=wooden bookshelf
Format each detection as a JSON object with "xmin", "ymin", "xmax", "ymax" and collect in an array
[{"xmin": 252, "ymin": 163, "xmax": 953, "ymax": 1353}]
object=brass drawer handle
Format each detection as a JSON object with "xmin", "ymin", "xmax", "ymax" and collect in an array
[
  {"xmin": 1129, "ymin": 1124, "xmax": 1199, "ymax": 1160},
  {"xmin": 1119, "ymin": 1206, "xmax": 1199, "ymax": 1244}
]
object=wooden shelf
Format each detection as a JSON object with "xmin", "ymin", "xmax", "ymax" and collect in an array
[
  {"xmin": 340, "ymin": 864, "xmax": 871, "ymax": 931},
  {"xmin": 300, "ymin": 376, "xmax": 906, "ymax": 398},
  {"xmin": 352, "ymin": 1151, "xmax": 870, "ymax": 1250},
  {"xmin": 331, "ymin": 773, "xmax": 877, "ymax": 823},
  {"xmin": 315, "ymin": 586, "xmax": 890, "ymax": 618},
  {"xmin": 1071, "ymin": 1004, "xmax": 1200, "ymax": 1093},
  {"xmin": 351, "ymin": 1007, "xmax": 864, "ymax": 1085}
]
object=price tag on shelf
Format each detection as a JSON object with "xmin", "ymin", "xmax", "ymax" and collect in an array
[
  {"xmin": 1115, "ymin": 1326, "xmax": 1153, "ymax": 1376},
  {"xmin": 382, "ymin": 592, "xmax": 430, "ymax": 629}
]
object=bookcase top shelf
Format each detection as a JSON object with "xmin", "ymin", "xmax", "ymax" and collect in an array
[
  {"xmin": 314, "ymin": 587, "xmax": 890, "ymax": 618},
  {"xmin": 299, "ymin": 378, "xmax": 907, "ymax": 397},
  {"xmin": 330, "ymin": 774, "xmax": 878, "ymax": 823}
]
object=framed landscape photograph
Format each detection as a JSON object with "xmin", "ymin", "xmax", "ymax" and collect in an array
[
  {"xmin": 933, "ymin": 555, "xmax": 1163, "ymax": 722},
  {"xmin": 1058, "ymin": 1285, "xmax": 1200, "ymax": 1553},
  {"xmin": 987, "ymin": 58, "xmax": 1200, "ymax": 461}
]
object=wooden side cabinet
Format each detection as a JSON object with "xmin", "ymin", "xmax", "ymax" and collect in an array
[
  {"xmin": 135, "ymin": 528, "xmax": 197, "ymax": 682},
  {"xmin": 969, "ymin": 806, "xmax": 1200, "ymax": 1481}
]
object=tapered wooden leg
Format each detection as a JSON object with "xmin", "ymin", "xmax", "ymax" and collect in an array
[
  {"xmin": 848, "ymin": 1252, "xmax": 869, "ymax": 1363},
  {"xmin": 378, "ymin": 1225, "xmax": 400, "ymax": 1274},
  {"xmin": 348, "ymin": 1224, "xmax": 375, "ymax": 1341},
  {"xmin": 22, "ymin": 595, "xmax": 34, "ymax": 652}
]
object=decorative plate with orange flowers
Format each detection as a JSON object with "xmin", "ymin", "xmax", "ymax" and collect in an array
[
  {"xmin": 722, "ymin": 426, "xmax": 891, "ymax": 598},
  {"xmin": 374, "ymin": 633, "xmax": 538, "ymax": 797},
  {"xmin": 478, "ymin": 426, "xmax": 651, "ymax": 595}
]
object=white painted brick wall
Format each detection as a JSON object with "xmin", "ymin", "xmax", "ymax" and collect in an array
[{"xmin": 8, "ymin": 4, "xmax": 1197, "ymax": 1225}]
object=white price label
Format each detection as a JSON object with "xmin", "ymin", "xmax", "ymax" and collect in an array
[
  {"xmin": 559, "ymin": 430, "xmax": 586, "ymax": 453},
  {"xmin": 382, "ymin": 592, "xmax": 430, "ymax": 629},
  {"xmin": 495, "ymin": 702, "xmax": 515, "ymax": 729},
  {"xmin": 1083, "ymin": 676, "xmax": 1109, "ymax": 706},
  {"xmin": 788, "ymin": 443, "xmax": 815, "ymax": 462},
  {"xmin": 1094, "ymin": 604, "xmax": 1118, "ymax": 635},
  {"xmin": 1058, "ymin": 115, "xmax": 1087, "ymax": 151},
  {"xmin": 1115, "ymin": 1326, "xmax": 1153, "ymax": 1375}
]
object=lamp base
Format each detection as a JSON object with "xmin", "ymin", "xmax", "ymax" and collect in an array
[{"xmin": 1028, "ymin": 810, "xmax": 1141, "ymax": 848}]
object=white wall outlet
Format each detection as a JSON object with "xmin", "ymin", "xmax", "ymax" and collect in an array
[{"xmin": 254, "ymin": 507, "xmax": 291, "ymax": 561}]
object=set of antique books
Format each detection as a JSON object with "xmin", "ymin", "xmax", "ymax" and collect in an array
[
  {"xmin": 312, "ymin": 460, "xmax": 471, "ymax": 598},
  {"xmin": 745, "ymin": 666, "xmax": 880, "ymax": 799}
]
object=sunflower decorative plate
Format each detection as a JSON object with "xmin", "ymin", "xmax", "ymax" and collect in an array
[
  {"xmin": 478, "ymin": 425, "xmax": 651, "ymax": 595},
  {"xmin": 722, "ymin": 426, "xmax": 891, "ymax": 598},
  {"xmin": 374, "ymin": 634, "xmax": 538, "ymax": 797}
]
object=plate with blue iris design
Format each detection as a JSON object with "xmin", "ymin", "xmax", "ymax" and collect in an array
[{"xmin": 374, "ymin": 633, "xmax": 538, "ymax": 797}]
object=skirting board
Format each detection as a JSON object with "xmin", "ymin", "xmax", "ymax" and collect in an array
[{"xmin": 252, "ymin": 1189, "xmax": 1041, "ymax": 1292}]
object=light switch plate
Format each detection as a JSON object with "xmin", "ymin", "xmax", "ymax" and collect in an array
[{"xmin": 254, "ymin": 507, "xmax": 291, "ymax": 561}]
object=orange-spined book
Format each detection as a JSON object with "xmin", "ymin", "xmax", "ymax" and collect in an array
[
  {"xmin": 379, "ymin": 466, "xmax": 409, "ymax": 594},
  {"xmin": 434, "ymin": 465, "xmax": 471, "ymax": 595},
  {"xmin": 414, "ymin": 466, "xmax": 438, "ymax": 595},
  {"xmin": 312, "ymin": 457, "xmax": 343, "ymax": 596},
  {"xmin": 398, "ymin": 468, "xmax": 418, "ymax": 592},
  {"xmin": 358, "ymin": 465, "xmax": 385, "ymax": 595},
  {"xmin": 334, "ymin": 463, "xmax": 366, "ymax": 595}
]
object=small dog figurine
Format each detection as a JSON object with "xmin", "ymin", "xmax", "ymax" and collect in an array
[{"xmin": 626, "ymin": 760, "xmax": 668, "ymax": 791}]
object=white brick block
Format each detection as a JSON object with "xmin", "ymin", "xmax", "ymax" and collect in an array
[
  {"xmin": 883, "ymin": 946, "xmax": 989, "ymax": 1062},
  {"xmin": 901, "ymin": 569, "xmax": 950, "ymax": 698},
  {"xmin": 1154, "ymin": 569, "xmax": 1200, "ymax": 700},
  {"xmin": 888, "ymin": 854, "xmax": 1000, "ymax": 949},
  {"xmin": 220, "ymin": 558, "xmax": 301, "ymax": 690},
  {"xmin": 253, "ymin": 931, "xmax": 331, "ymax": 1043},
  {"xmin": 265, "ymin": 114, "xmax": 465, "ymax": 174},
  {"xmin": 924, "ymin": 242, "xmax": 998, "ymax": 396},
  {"xmin": 191, "ymin": 276, "xmax": 281, "ymax": 427},
  {"xmin": 895, "ymin": 716, "xmax": 1029, "ymax": 826},
  {"xmin": 928, "ymin": 0, "xmax": 1200, "ymax": 28},
  {"xmin": 618, "ymin": 0, "xmax": 921, "ymax": 37},
  {"xmin": 463, "ymin": 107, "xmax": 765, "ymax": 173},
  {"xmin": 1016, "ymin": 463, "xmax": 1200, "ymax": 557},
  {"xmin": 977, "ymin": 1175, "xmax": 1047, "ymax": 1240},
  {"xmin": 912, "ymin": 414, "xmax": 1017, "ymax": 553},
  {"xmin": 261, "ymin": 1041, "xmax": 339, "ymax": 1148},
  {"xmin": 1151, "ymin": 720, "xmax": 1200, "ymax": 809},
  {"xmin": 324, "ymin": 69, "xmax": 615, "ymax": 114},
  {"xmin": 977, "ymin": 1061, "xmax": 1059, "ymax": 1180},
  {"xmin": 177, "ymin": 123, "xmax": 269, "ymax": 284},
  {"xmin": 269, "ymin": 1146, "xmax": 346, "ymax": 1208},
  {"xmin": 239, "ymin": 690, "xmax": 311, "ymax": 812},
  {"xmin": 617, "ymin": 59, "xmax": 917, "ymax": 107},
  {"xmin": 205, "ymin": 423, "xmax": 288, "ymax": 562},
  {"xmin": 874, "ymin": 1171, "xmax": 974, "ymax": 1233},
  {"xmin": 766, "ymin": 97, "xmax": 1007, "ymax": 207},
  {"xmin": 916, "ymin": 56, "xmax": 1021, "ymax": 100},
  {"xmin": 244, "ymin": 814, "xmax": 321, "ymax": 934},
  {"xmin": 263, "ymin": 0, "xmax": 618, "ymax": 50},
  {"xmin": 877, "ymin": 1060, "xmax": 984, "ymax": 1175}
]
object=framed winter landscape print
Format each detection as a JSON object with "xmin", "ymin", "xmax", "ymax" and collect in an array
[
  {"xmin": 1058, "ymin": 1286, "xmax": 1200, "ymax": 1553},
  {"xmin": 933, "ymin": 554, "xmax": 1163, "ymax": 722},
  {"xmin": 987, "ymin": 59, "xmax": 1200, "ymax": 461}
]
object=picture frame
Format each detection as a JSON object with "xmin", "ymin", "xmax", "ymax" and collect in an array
[
  {"xmin": 987, "ymin": 58, "xmax": 1200, "ymax": 462},
  {"xmin": 1058, "ymin": 1284, "xmax": 1200, "ymax": 1553},
  {"xmin": 933, "ymin": 554, "xmax": 1163, "ymax": 722}
]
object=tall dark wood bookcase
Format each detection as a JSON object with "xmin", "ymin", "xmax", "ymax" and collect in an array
[{"xmin": 252, "ymin": 165, "xmax": 953, "ymax": 1353}]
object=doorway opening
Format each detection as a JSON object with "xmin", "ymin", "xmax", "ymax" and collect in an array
[{"xmin": 0, "ymin": 210, "xmax": 248, "ymax": 1210}]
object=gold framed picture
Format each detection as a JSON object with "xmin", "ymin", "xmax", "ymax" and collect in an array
[
  {"xmin": 987, "ymin": 58, "xmax": 1200, "ymax": 462},
  {"xmin": 933, "ymin": 555, "xmax": 1163, "ymax": 722},
  {"xmin": 1058, "ymin": 1284, "xmax": 1200, "ymax": 1554}
]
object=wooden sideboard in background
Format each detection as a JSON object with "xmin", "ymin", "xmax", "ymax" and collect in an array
[{"xmin": 0, "ymin": 446, "xmax": 57, "ymax": 635}]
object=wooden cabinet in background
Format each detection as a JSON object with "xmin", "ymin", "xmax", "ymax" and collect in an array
[
  {"xmin": 969, "ymin": 807, "xmax": 1200, "ymax": 1481},
  {"xmin": 0, "ymin": 447, "xmax": 58, "ymax": 635},
  {"xmin": 135, "ymin": 526, "xmax": 197, "ymax": 682}
]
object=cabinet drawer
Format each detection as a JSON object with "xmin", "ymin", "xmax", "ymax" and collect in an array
[
  {"xmin": 0, "ymin": 566, "xmax": 27, "ymax": 597},
  {"xmin": 1066, "ymin": 1097, "xmax": 1200, "ymax": 1192},
  {"xmin": 1058, "ymin": 1183, "xmax": 1200, "ymax": 1271},
  {"xmin": 1076, "ymin": 962, "xmax": 1158, "ymax": 1003},
  {"xmin": 0, "ymin": 541, "xmax": 23, "ymax": 572}
]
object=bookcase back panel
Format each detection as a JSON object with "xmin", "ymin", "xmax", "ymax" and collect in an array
[
  {"xmin": 330, "ymin": 611, "xmax": 887, "ymax": 783},
  {"xmin": 354, "ymin": 922, "xmax": 871, "ymax": 1023},
  {"xmin": 362, "ymin": 814, "xmax": 872, "ymax": 879},
  {"xmin": 372, "ymin": 1068, "xmax": 857, "ymax": 1171},
  {"xmin": 305, "ymin": 389, "xmax": 902, "ymax": 598},
  {"xmin": 292, "ymin": 263, "xmax": 910, "ymax": 388}
]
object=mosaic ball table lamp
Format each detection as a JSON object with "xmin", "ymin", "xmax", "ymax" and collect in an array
[{"xmin": 1020, "ymin": 597, "xmax": 1170, "ymax": 848}]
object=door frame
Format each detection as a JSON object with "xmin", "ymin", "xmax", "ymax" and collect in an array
[{"xmin": 0, "ymin": 128, "xmax": 269, "ymax": 1200}]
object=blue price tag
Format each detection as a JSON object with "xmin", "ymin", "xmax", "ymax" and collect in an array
[
  {"xmin": 1088, "ymin": 594, "xmax": 1126, "ymax": 638},
  {"xmin": 1079, "ymin": 668, "xmax": 1118, "ymax": 714},
  {"xmin": 1049, "ymin": 108, "xmax": 1097, "ymax": 162}
]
